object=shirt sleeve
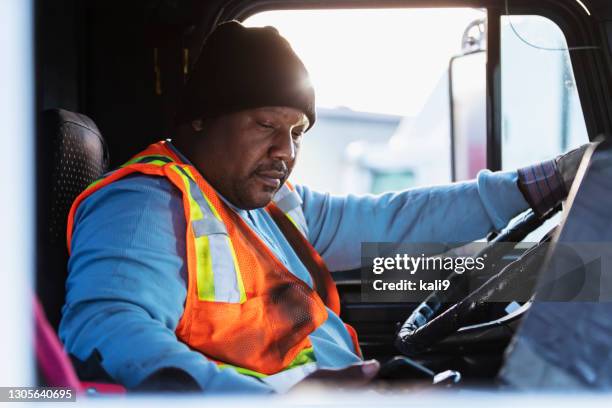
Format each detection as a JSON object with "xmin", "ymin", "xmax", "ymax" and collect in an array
[
  {"xmin": 59, "ymin": 175, "xmax": 272, "ymax": 393},
  {"xmin": 295, "ymin": 170, "xmax": 530, "ymax": 271}
]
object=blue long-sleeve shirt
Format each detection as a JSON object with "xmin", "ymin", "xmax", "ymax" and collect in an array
[{"xmin": 59, "ymin": 154, "xmax": 529, "ymax": 393}]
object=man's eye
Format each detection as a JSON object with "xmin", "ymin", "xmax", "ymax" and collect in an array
[{"xmin": 257, "ymin": 121, "xmax": 274, "ymax": 129}]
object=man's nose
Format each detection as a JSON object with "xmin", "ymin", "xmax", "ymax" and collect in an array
[{"xmin": 269, "ymin": 129, "xmax": 295, "ymax": 161}]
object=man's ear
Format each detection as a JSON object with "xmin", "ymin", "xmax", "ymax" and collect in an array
[{"xmin": 191, "ymin": 119, "xmax": 204, "ymax": 132}]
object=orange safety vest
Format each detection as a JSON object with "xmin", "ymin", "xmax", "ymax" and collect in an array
[{"xmin": 67, "ymin": 140, "xmax": 361, "ymax": 377}]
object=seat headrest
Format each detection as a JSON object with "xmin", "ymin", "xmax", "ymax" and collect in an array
[
  {"xmin": 38, "ymin": 108, "xmax": 109, "ymax": 330},
  {"xmin": 41, "ymin": 108, "xmax": 109, "ymax": 244}
]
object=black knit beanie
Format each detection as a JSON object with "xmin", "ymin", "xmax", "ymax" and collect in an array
[{"xmin": 176, "ymin": 21, "xmax": 316, "ymax": 130}]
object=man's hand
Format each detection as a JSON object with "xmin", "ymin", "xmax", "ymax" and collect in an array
[
  {"xmin": 555, "ymin": 143, "xmax": 592, "ymax": 193},
  {"xmin": 291, "ymin": 360, "xmax": 380, "ymax": 391}
]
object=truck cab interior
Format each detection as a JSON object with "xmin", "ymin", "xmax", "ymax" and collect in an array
[{"xmin": 25, "ymin": 0, "xmax": 612, "ymax": 396}]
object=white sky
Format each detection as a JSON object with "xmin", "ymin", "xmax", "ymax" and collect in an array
[{"xmin": 245, "ymin": 8, "xmax": 485, "ymax": 116}]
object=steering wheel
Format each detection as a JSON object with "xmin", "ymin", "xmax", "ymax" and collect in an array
[{"xmin": 395, "ymin": 207, "xmax": 560, "ymax": 356}]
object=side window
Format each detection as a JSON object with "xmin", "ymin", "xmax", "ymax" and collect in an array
[
  {"xmin": 244, "ymin": 9, "xmax": 486, "ymax": 194},
  {"xmin": 501, "ymin": 15, "xmax": 589, "ymax": 170},
  {"xmin": 244, "ymin": 11, "xmax": 587, "ymax": 192}
]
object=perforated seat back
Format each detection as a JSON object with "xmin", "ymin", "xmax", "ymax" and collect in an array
[{"xmin": 38, "ymin": 109, "xmax": 109, "ymax": 329}]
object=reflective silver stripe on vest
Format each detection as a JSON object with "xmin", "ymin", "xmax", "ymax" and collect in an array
[
  {"xmin": 175, "ymin": 167, "xmax": 227, "ymax": 237},
  {"xmin": 191, "ymin": 217, "xmax": 227, "ymax": 236},
  {"xmin": 176, "ymin": 166, "xmax": 243, "ymax": 303},
  {"xmin": 208, "ymin": 234, "xmax": 241, "ymax": 303},
  {"xmin": 273, "ymin": 184, "xmax": 309, "ymax": 237}
]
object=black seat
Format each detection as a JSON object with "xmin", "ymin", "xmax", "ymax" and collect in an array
[{"xmin": 38, "ymin": 109, "xmax": 109, "ymax": 330}]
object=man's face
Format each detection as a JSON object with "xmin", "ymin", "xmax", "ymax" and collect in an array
[{"xmin": 191, "ymin": 106, "xmax": 309, "ymax": 210}]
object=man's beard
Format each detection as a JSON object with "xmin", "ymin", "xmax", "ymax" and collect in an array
[{"xmin": 234, "ymin": 161, "xmax": 290, "ymax": 210}]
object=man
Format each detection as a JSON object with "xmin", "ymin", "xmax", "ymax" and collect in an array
[{"xmin": 59, "ymin": 21, "xmax": 585, "ymax": 393}]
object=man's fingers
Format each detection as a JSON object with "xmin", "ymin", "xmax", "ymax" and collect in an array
[
  {"xmin": 305, "ymin": 360, "xmax": 380, "ymax": 383},
  {"xmin": 360, "ymin": 359, "xmax": 381, "ymax": 380}
]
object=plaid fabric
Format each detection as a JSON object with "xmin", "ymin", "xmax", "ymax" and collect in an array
[{"xmin": 517, "ymin": 159, "xmax": 567, "ymax": 216}]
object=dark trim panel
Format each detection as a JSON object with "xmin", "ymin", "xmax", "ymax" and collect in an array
[
  {"xmin": 486, "ymin": 7, "xmax": 502, "ymax": 171},
  {"xmin": 224, "ymin": 0, "xmax": 491, "ymax": 22},
  {"xmin": 449, "ymin": 54, "xmax": 458, "ymax": 181}
]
